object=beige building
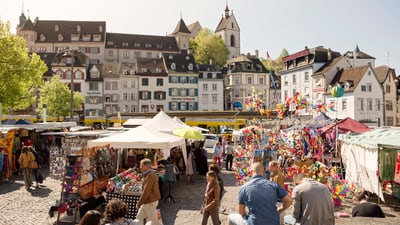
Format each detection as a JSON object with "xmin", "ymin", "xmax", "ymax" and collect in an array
[{"xmin": 224, "ymin": 54, "xmax": 270, "ymax": 110}]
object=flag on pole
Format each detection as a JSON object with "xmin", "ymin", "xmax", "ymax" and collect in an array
[
  {"xmin": 269, "ymin": 70, "xmax": 280, "ymax": 102},
  {"xmin": 266, "ymin": 51, "xmax": 272, "ymax": 60}
]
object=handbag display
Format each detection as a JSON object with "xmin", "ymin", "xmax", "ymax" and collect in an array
[{"xmin": 29, "ymin": 160, "xmax": 39, "ymax": 169}]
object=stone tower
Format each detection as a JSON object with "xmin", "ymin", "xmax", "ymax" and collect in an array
[{"xmin": 215, "ymin": 4, "xmax": 241, "ymax": 59}]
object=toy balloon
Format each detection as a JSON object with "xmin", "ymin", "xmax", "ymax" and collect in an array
[{"xmin": 331, "ymin": 84, "xmax": 344, "ymax": 97}]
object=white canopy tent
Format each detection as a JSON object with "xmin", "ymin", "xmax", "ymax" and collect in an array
[
  {"xmin": 123, "ymin": 118, "xmax": 152, "ymax": 128},
  {"xmin": 339, "ymin": 128, "xmax": 400, "ymax": 202},
  {"xmin": 142, "ymin": 111, "xmax": 188, "ymax": 133},
  {"xmin": 172, "ymin": 116, "xmax": 190, "ymax": 128},
  {"xmin": 87, "ymin": 125, "xmax": 187, "ymax": 166}
]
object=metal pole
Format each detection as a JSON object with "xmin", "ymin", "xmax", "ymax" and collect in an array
[
  {"xmin": 0, "ymin": 97, "xmax": 2, "ymax": 126},
  {"xmin": 43, "ymin": 103, "xmax": 47, "ymax": 123},
  {"xmin": 70, "ymin": 51, "xmax": 74, "ymax": 120}
]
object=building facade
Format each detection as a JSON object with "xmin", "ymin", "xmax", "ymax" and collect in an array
[
  {"xmin": 223, "ymin": 54, "xmax": 269, "ymax": 110},
  {"xmin": 197, "ymin": 65, "xmax": 224, "ymax": 111}
]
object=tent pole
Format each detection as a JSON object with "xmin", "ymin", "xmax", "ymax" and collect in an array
[
  {"xmin": 377, "ymin": 147, "xmax": 380, "ymax": 205},
  {"xmin": 116, "ymin": 148, "xmax": 120, "ymax": 175}
]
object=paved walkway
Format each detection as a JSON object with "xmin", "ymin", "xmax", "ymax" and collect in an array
[{"xmin": 0, "ymin": 153, "xmax": 399, "ymax": 225}]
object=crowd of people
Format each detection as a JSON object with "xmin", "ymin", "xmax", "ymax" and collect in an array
[{"xmin": 69, "ymin": 129, "xmax": 387, "ymax": 225}]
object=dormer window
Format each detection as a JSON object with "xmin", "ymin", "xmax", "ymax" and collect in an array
[
  {"xmin": 99, "ymin": 25, "xmax": 103, "ymax": 32},
  {"xmin": 93, "ymin": 35, "xmax": 101, "ymax": 41},
  {"xmin": 344, "ymin": 81, "xmax": 350, "ymax": 90},
  {"xmin": 327, "ymin": 84, "xmax": 332, "ymax": 91},
  {"xmin": 169, "ymin": 55, "xmax": 173, "ymax": 59},
  {"xmin": 122, "ymin": 42, "xmax": 129, "ymax": 47},
  {"xmin": 145, "ymin": 43, "xmax": 151, "ymax": 48},
  {"xmin": 57, "ymin": 34, "xmax": 64, "ymax": 41},
  {"xmin": 188, "ymin": 63, "xmax": 193, "ymax": 70},
  {"xmin": 40, "ymin": 34, "xmax": 46, "ymax": 41},
  {"xmin": 76, "ymin": 25, "xmax": 81, "ymax": 32},
  {"xmin": 71, "ymin": 34, "xmax": 79, "ymax": 41},
  {"xmin": 185, "ymin": 56, "xmax": 190, "ymax": 60},
  {"xmin": 54, "ymin": 25, "xmax": 59, "ymax": 32},
  {"xmin": 171, "ymin": 63, "xmax": 176, "ymax": 70},
  {"xmin": 134, "ymin": 43, "xmax": 140, "ymax": 47},
  {"xmin": 82, "ymin": 34, "xmax": 91, "ymax": 41},
  {"xmin": 107, "ymin": 41, "xmax": 114, "ymax": 46}
]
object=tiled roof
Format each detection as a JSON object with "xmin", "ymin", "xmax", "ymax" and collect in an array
[
  {"xmin": 225, "ymin": 55, "xmax": 268, "ymax": 73},
  {"xmin": 330, "ymin": 65, "xmax": 370, "ymax": 92},
  {"xmin": 172, "ymin": 19, "xmax": 191, "ymax": 34},
  {"xmin": 36, "ymin": 52, "xmax": 57, "ymax": 76},
  {"xmin": 20, "ymin": 18, "xmax": 34, "ymax": 30},
  {"xmin": 313, "ymin": 56, "xmax": 345, "ymax": 75},
  {"xmin": 215, "ymin": 16, "xmax": 230, "ymax": 32},
  {"xmin": 105, "ymin": 33, "xmax": 179, "ymax": 52},
  {"xmin": 187, "ymin": 21, "xmax": 201, "ymax": 33},
  {"xmin": 374, "ymin": 65, "xmax": 391, "ymax": 83},
  {"xmin": 344, "ymin": 50, "xmax": 375, "ymax": 59},
  {"xmin": 32, "ymin": 20, "xmax": 106, "ymax": 43},
  {"xmin": 87, "ymin": 64, "xmax": 103, "ymax": 81},
  {"xmin": 135, "ymin": 58, "xmax": 167, "ymax": 76},
  {"xmin": 163, "ymin": 51, "xmax": 197, "ymax": 73}
]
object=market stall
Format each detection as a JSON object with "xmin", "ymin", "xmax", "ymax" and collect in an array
[
  {"xmin": 87, "ymin": 125, "xmax": 186, "ymax": 219},
  {"xmin": 0, "ymin": 127, "xmax": 17, "ymax": 179},
  {"xmin": 339, "ymin": 128, "xmax": 400, "ymax": 202},
  {"xmin": 87, "ymin": 125, "xmax": 186, "ymax": 163}
]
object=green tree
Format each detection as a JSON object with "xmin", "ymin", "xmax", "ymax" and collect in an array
[
  {"xmin": 189, "ymin": 28, "xmax": 229, "ymax": 68},
  {"xmin": 0, "ymin": 20, "xmax": 46, "ymax": 112},
  {"xmin": 261, "ymin": 48, "xmax": 289, "ymax": 72},
  {"xmin": 37, "ymin": 75, "xmax": 84, "ymax": 120}
]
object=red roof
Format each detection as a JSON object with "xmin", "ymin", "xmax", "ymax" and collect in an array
[{"xmin": 320, "ymin": 117, "xmax": 371, "ymax": 134}]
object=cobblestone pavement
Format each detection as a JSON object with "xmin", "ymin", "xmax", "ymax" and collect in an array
[{"xmin": 0, "ymin": 153, "xmax": 399, "ymax": 225}]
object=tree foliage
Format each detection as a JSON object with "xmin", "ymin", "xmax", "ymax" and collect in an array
[
  {"xmin": 189, "ymin": 28, "xmax": 229, "ymax": 68},
  {"xmin": 260, "ymin": 48, "xmax": 289, "ymax": 72},
  {"xmin": 0, "ymin": 20, "xmax": 47, "ymax": 112},
  {"xmin": 37, "ymin": 75, "xmax": 84, "ymax": 120}
]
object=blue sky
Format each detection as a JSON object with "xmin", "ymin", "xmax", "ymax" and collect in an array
[{"xmin": 1, "ymin": 0, "xmax": 399, "ymax": 73}]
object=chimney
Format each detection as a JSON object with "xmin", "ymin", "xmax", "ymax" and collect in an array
[
  {"xmin": 255, "ymin": 50, "xmax": 259, "ymax": 58},
  {"xmin": 328, "ymin": 48, "xmax": 332, "ymax": 61}
]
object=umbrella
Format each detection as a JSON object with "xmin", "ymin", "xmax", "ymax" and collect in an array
[{"xmin": 173, "ymin": 127, "xmax": 205, "ymax": 140}]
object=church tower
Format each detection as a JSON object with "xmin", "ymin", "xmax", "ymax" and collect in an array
[
  {"xmin": 215, "ymin": 4, "xmax": 241, "ymax": 59},
  {"xmin": 171, "ymin": 18, "xmax": 191, "ymax": 50}
]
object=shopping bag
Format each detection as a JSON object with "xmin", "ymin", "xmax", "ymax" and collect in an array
[{"xmin": 29, "ymin": 160, "xmax": 38, "ymax": 169}]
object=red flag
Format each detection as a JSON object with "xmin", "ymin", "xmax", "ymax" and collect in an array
[{"xmin": 266, "ymin": 51, "xmax": 272, "ymax": 60}]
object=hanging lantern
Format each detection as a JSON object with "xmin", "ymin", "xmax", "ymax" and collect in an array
[{"xmin": 330, "ymin": 84, "xmax": 344, "ymax": 97}]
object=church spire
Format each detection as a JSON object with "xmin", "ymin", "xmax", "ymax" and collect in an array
[
  {"xmin": 18, "ymin": 0, "xmax": 26, "ymax": 27},
  {"xmin": 225, "ymin": 2, "xmax": 230, "ymax": 18}
]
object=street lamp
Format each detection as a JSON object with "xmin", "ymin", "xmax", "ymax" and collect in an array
[{"xmin": 62, "ymin": 50, "xmax": 79, "ymax": 120}]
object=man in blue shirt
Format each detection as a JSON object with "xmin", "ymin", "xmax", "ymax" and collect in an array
[{"xmin": 228, "ymin": 162, "xmax": 292, "ymax": 225}]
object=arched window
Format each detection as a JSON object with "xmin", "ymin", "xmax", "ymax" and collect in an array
[{"xmin": 230, "ymin": 35, "xmax": 235, "ymax": 47}]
